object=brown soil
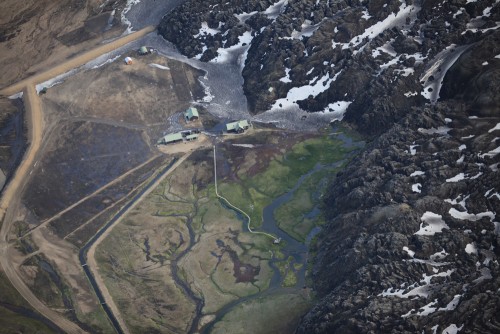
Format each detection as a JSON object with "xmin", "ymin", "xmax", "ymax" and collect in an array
[{"xmin": 0, "ymin": 0, "xmax": 128, "ymax": 89}]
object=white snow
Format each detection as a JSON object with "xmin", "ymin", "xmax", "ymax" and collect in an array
[
  {"xmin": 322, "ymin": 101, "xmax": 352, "ymax": 121},
  {"xmin": 439, "ymin": 295, "xmax": 461, "ymax": 311},
  {"xmin": 121, "ymin": 0, "xmax": 141, "ymax": 34},
  {"xmin": 482, "ymin": 61, "xmax": 489, "ymax": 66},
  {"xmin": 403, "ymin": 246, "xmax": 415, "ymax": 258},
  {"xmin": 415, "ymin": 212, "xmax": 449, "ymax": 236},
  {"xmin": 92, "ymin": 55, "xmax": 121, "ymax": 69},
  {"xmin": 488, "ymin": 123, "xmax": 500, "ymax": 133},
  {"xmin": 445, "ymin": 195, "xmax": 469, "ymax": 210},
  {"xmin": 194, "ymin": 22, "xmax": 220, "ymax": 38},
  {"xmin": 457, "ymin": 155, "xmax": 465, "ymax": 163},
  {"xmin": 279, "ymin": 68, "xmax": 292, "ymax": 83},
  {"xmin": 479, "ymin": 146, "xmax": 500, "ymax": 159},
  {"xmin": 412, "ymin": 183, "xmax": 422, "ymax": 193},
  {"xmin": 410, "ymin": 171, "xmax": 425, "ymax": 177},
  {"xmin": 211, "ymin": 31, "xmax": 253, "ymax": 64},
  {"xmin": 284, "ymin": 20, "xmax": 321, "ymax": 40},
  {"xmin": 449, "ymin": 208, "xmax": 495, "ymax": 222},
  {"xmin": 415, "ymin": 299, "xmax": 438, "ymax": 316},
  {"xmin": 380, "ymin": 270, "xmax": 453, "ymax": 298},
  {"xmin": 271, "ymin": 71, "xmax": 341, "ymax": 110},
  {"xmin": 8, "ymin": 92, "xmax": 23, "ymax": 99},
  {"xmin": 430, "ymin": 249, "xmax": 448, "ymax": 261},
  {"xmin": 490, "ymin": 162, "xmax": 499, "ymax": 172},
  {"xmin": 264, "ymin": 0, "xmax": 288, "ymax": 19},
  {"xmin": 410, "ymin": 145, "xmax": 418, "ymax": 155},
  {"xmin": 446, "ymin": 173, "xmax": 466, "ymax": 182},
  {"xmin": 232, "ymin": 144, "xmax": 255, "ymax": 148},
  {"xmin": 473, "ymin": 267, "xmax": 492, "ymax": 283},
  {"xmin": 36, "ymin": 68, "xmax": 78, "ymax": 94},
  {"xmin": 465, "ymin": 243, "xmax": 478, "ymax": 255},
  {"xmin": 344, "ymin": 3, "xmax": 419, "ymax": 50},
  {"xmin": 149, "ymin": 63, "xmax": 170, "ymax": 70},
  {"xmin": 418, "ymin": 126, "xmax": 451, "ymax": 135},
  {"xmin": 459, "ymin": 144, "xmax": 466, "ymax": 151},
  {"xmin": 234, "ymin": 11, "xmax": 258, "ymax": 23},
  {"xmin": 404, "ymin": 91, "xmax": 418, "ymax": 97},
  {"xmin": 442, "ymin": 324, "xmax": 464, "ymax": 334}
]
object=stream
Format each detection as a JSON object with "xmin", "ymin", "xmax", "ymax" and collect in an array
[{"xmin": 202, "ymin": 158, "xmax": 346, "ymax": 333}]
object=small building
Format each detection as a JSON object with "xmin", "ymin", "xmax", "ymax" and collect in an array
[
  {"xmin": 186, "ymin": 133, "xmax": 199, "ymax": 141},
  {"xmin": 184, "ymin": 107, "xmax": 199, "ymax": 122},
  {"xmin": 139, "ymin": 46, "xmax": 149, "ymax": 55},
  {"xmin": 124, "ymin": 57, "xmax": 133, "ymax": 65},
  {"xmin": 226, "ymin": 120, "xmax": 250, "ymax": 133},
  {"xmin": 160, "ymin": 132, "xmax": 183, "ymax": 144}
]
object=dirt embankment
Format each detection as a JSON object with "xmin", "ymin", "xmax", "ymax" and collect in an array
[{"xmin": 0, "ymin": 0, "xmax": 128, "ymax": 89}]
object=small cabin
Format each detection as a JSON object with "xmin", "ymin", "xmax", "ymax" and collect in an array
[
  {"xmin": 184, "ymin": 107, "xmax": 199, "ymax": 122},
  {"xmin": 160, "ymin": 132, "xmax": 183, "ymax": 145},
  {"xmin": 226, "ymin": 120, "xmax": 250, "ymax": 133}
]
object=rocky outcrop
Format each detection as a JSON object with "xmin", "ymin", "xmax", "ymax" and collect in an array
[
  {"xmin": 160, "ymin": 0, "xmax": 500, "ymax": 135},
  {"xmin": 298, "ymin": 32, "xmax": 500, "ymax": 333}
]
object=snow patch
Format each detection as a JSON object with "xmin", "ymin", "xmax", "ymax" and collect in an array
[
  {"xmin": 442, "ymin": 324, "xmax": 464, "ymax": 334},
  {"xmin": 465, "ymin": 243, "xmax": 478, "ymax": 255},
  {"xmin": 449, "ymin": 208, "xmax": 495, "ymax": 222},
  {"xmin": 410, "ymin": 171, "xmax": 425, "ymax": 177},
  {"xmin": 412, "ymin": 183, "xmax": 422, "ymax": 193},
  {"xmin": 488, "ymin": 123, "xmax": 500, "ymax": 133},
  {"xmin": 149, "ymin": 63, "xmax": 170, "ymax": 70},
  {"xmin": 415, "ymin": 212, "xmax": 449, "ymax": 236},
  {"xmin": 446, "ymin": 173, "xmax": 466, "ymax": 182},
  {"xmin": 8, "ymin": 92, "xmax": 23, "ymax": 99}
]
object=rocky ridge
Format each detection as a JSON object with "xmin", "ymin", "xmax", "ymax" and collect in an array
[
  {"xmin": 160, "ymin": 0, "xmax": 499, "ymax": 130},
  {"xmin": 159, "ymin": 0, "xmax": 500, "ymax": 332}
]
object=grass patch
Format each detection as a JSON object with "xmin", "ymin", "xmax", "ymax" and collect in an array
[
  {"xmin": 211, "ymin": 292, "xmax": 312, "ymax": 334},
  {"xmin": 219, "ymin": 134, "xmax": 355, "ymax": 232}
]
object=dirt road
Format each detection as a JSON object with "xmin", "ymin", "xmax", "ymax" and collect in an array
[
  {"xmin": 86, "ymin": 152, "xmax": 193, "ymax": 334},
  {"xmin": 0, "ymin": 85, "xmax": 87, "ymax": 333},
  {"xmin": 0, "ymin": 25, "xmax": 157, "ymax": 334},
  {"xmin": 0, "ymin": 26, "xmax": 155, "ymax": 96}
]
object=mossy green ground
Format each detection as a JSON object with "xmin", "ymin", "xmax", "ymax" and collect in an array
[
  {"xmin": 219, "ymin": 134, "xmax": 355, "ymax": 237},
  {"xmin": 211, "ymin": 292, "xmax": 311, "ymax": 334}
]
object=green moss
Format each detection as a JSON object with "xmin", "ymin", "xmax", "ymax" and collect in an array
[
  {"xmin": 219, "ymin": 135, "xmax": 355, "ymax": 232},
  {"xmin": 283, "ymin": 269, "xmax": 298, "ymax": 288}
]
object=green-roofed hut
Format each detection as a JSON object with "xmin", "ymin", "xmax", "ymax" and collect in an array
[
  {"xmin": 160, "ymin": 132, "xmax": 183, "ymax": 144},
  {"xmin": 139, "ymin": 46, "xmax": 149, "ymax": 55},
  {"xmin": 226, "ymin": 120, "xmax": 250, "ymax": 133},
  {"xmin": 184, "ymin": 107, "xmax": 199, "ymax": 122},
  {"xmin": 186, "ymin": 133, "xmax": 199, "ymax": 141}
]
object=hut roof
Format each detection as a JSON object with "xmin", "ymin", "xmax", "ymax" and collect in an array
[
  {"xmin": 162, "ymin": 132, "xmax": 183, "ymax": 143},
  {"xmin": 226, "ymin": 120, "xmax": 249, "ymax": 131},
  {"xmin": 184, "ymin": 107, "xmax": 199, "ymax": 119}
]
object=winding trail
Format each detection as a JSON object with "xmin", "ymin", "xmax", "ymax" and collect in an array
[
  {"xmin": 0, "ymin": 25, "xmax": 156, "ymax": 334},
  {"xmin": 212, "ymin": 146, "xmax": 276, "ymax": 241}
]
